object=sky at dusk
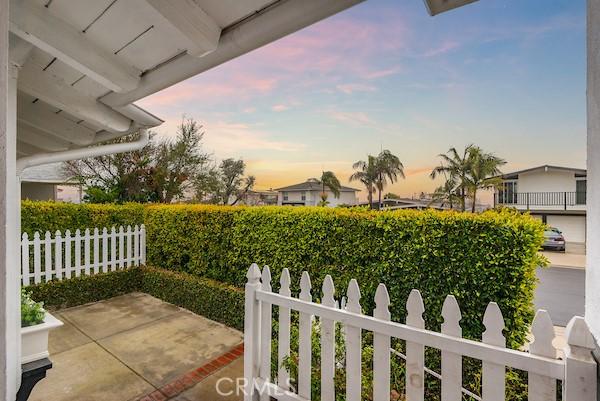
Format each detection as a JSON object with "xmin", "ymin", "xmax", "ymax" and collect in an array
[{"xmin": 136, "ymin": 0, "xmax": 586, "ymax": 201}]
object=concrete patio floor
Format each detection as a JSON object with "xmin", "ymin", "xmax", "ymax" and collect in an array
[{"xmin": 30, "ymin": 293, "xmax": 244, "ymax": 401}]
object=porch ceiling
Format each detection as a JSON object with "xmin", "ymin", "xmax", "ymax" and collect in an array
[{"xmin": 9, "ymin": 0, "xmax": 363, "ymax": 157}]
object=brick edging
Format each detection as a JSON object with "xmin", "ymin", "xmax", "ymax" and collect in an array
[{"xmin": 138, "ymin": 343, "xmax": 244, "ymax": 401}]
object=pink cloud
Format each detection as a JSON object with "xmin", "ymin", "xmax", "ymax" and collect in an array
[
  {"xmin": 327, "ymin": 110, "xmax": 373, "ymax": 126},
  {"xmin": 418, "ymin": 40, "xmax": 461, "ymax": 58},
  {"xmin": 202, "ymin": 121, "xmax": 305, "ymax": 154},
  {"xmin": 336, "ymin": 83, "xmax": 377, "ymax": 94},
  {"xmin": 271, "ymin": 104, "xmax": 290, "ymax": 112}
]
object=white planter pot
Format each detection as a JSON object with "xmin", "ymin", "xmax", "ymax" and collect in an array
[{"xmin": 21, "ymin": 312, "xmax": 63, "ymax": 364}]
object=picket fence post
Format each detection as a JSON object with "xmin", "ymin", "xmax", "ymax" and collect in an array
[
  {"xmin": 482, "ymin": 302, "xmax": 506, "ymax": 401},
  {"xmin": 563, "ymin": 316, "xmax": 597, "ymax": 401},
  {"xmin": 373, "ymin": 284, "xmax": 390, "ymax": 401},
  {"xmin": 298, "ymin": 271, "xmax": 313, "ymax": 400},
  {"xmin": 321, "ymin": 275, "xmax": 336, "ymax": 401},
  {"xmin": 64, "ymin": 230, "xmax": 72, "ymax": 279},
  {"xmin": 102, "ymin": 228, "xmax": 108, "ymax": 273},
  {"xmin": 126, "ymin": 225, "xmax": 132, "ymax": 267},
  {"xmin": 93, "ymin": 228, "xmax": 99, "ymax": 274},
  {"xmin": 345, "ymin": 279, "xmax": 362, "ymax": 401},
  {"xmin": 528, "ymin": 310, "xmax": 556, "ymax": 401},
  {"xmin": 55, "ymin": 230, "xmax": 62, "ymax": 280},
  {"xmin": 406, "ymin": 289, "xmax": 425, "ymax": 401},
  {"xmin": 140, "ymin": 224, "xmax": 146, "ymax": 264},
  {"xmin": 277, "ymin": 269, "xmax": 291, "ymax": 391},
  {"xmin": 74, "ymin": 229, "xmax": 82, "ymax": 277},
  {"xmin": 133, "ymin": 225, "xmax": 140, "ymax": 266},
  {"xmin": 441, "ymin": 295, "xmax": 462, "ymax": 401},
  {"xmin": 244, "ymin": 264, "xmax": 261, "ymax": 401},
  {"xmin": 44, "ymin": 231, "xmax": 52, "ymax": 282},
  {"xmin": 84, "ymin": 228, "xmax": 91, "ymax": 275},
  {"xmin": 110, "ymin": 226, "xmax": 117, "ymax": 271},
  {"xmin": 21, "ymin": 233, "xmax": 29, "ymax": 286},
  {"xmin": 33, "ymin": 232, "xmax": 41, "ymax": 284},
  {"xmin": 259, "ymin": 266, "xmax": 272, "ymax": 401}
]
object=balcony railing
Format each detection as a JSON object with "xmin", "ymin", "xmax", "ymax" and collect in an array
[{"xmin": 495, "ymin": 191, "xmax": 586, "ymax": 209}]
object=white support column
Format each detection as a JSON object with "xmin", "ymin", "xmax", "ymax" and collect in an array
[
  {"xmin": 586, "ymin": 0, "xmax": 600, "ymax": 343},
  {"xmin": 1, "ymin": 0, "xmax": 20, "ymax": 396}
]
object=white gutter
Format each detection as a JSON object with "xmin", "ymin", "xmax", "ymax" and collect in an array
[{"xmin": 16, "ymin": 129, "xmax": 149, "ymax": 174}]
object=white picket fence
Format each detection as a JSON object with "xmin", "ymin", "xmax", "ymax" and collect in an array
[
  {"xmin": 244, "ymin": 264, "xmax": 597, "ymax": 401},
  {"xmin": 21, "ymin": 225, "xmax": 146, "ymax": 286}
]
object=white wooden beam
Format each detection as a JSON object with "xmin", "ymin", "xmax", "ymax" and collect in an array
[
  {"xmin": 17, "ymin": 121, "xmax": 71, "ymax": 152},
  {"xmin": 145, "ymin": 0, "xmax": 221, "ymax": 57},
  {"xmin": 8, "ymin": 34, "xmax": 32, "ymax": 68},
  {"xmin": 16, "ymin": 140, "xmax": 45, "ymax": 157},
  {"xmin": 17, "ymin": 95, "xmax": 96, "ymax": 146},
  {"xmin": 18, "ymin": 61, "xmax": 132, "ymax": 132},
  {"xmin": 102, "ymin": 0, "xmax": 365, "ymax": 107},
  {"xmin": 9, "ymin": 0, "xmax": 141, "ymax": 92}
]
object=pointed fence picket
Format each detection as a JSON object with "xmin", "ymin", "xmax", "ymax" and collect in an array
[
  {"xmin": 244, "ymin": 264, "xmax": 597, "ymax": 401},
  {"xmin": 21, "ymin": 225, "xmax": 146, "ymax": 286}
]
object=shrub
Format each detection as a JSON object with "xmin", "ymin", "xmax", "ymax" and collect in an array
[
  {"xmin": 27, "ymin": 266, "xmax": 244, "ymax": 330},
  {"xmin": 28, "ymin": 268, "xmax": 143, "ymax": 309},
  {"xmin": 21, "ymin": 289, "xmax": 45, "ymax": 327},
  {"xmin": 146, "ymin": 205, "xmax": 545, "ymax": 349},
  {"xmin": 21, "ymin": 200, "xmax": 144, "ymax": 236},
  {"xmin": 140, "ymin": 266, "xmax": 244, "ymax": 330}
]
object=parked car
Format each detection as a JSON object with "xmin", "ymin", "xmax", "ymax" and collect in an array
[{"xmin": 543, "ymin": 227, "xmax": 566, "ymax": 252}]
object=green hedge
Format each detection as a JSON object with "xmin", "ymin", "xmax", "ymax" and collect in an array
[
  {"xmin": 27, "ymin": 266, "xmax": 244, "ymax": 330},
  {"xmin": 140, "ymin": 266, "xmax": 244, "ymax": 330},
  {"xmin": 21, "ymin": 202, "xmax": 545, "ymax": 348},
  {"xmin": 145, "ymin": 205, "xmax": 545, "ymax": 348},
  {"xmin": 21, "ymin": 200, "xmax": 144, "ymax": 235},
  {"xmin": 28, "ymin": 268, "xmax": 143, "ymax": 309}
]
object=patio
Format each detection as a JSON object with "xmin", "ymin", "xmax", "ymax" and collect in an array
[{"xmin": 29, "ymin": 293, "xmax": 244, "ymax": 401}]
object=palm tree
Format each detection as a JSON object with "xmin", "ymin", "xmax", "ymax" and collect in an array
[
  {"xmin": 375, "ymin": 150, "xmax": 405, "ymax": 209},
  {"xmin": 430, "ymin": 145, "xmax": 474, "ymax": 211},
  {"xmin": 464, "ymin": 147, "xmax": 506, "ymax": 212},
  {"xmin": 429, "ymin": 168, "xmax": 459, "ymax": 209},
  {"xmin": 350, "ymin": 155, "xmax": 378, "ymax": 208},
  {"xmin": 319, "ymin": 171, "xmax": 341, "ymax": 206}
]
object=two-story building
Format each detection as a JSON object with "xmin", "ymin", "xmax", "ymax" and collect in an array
[
  {"xmin": 276, "ymin": 178, "xmax": 359, "ymax": 207},
  {"xmin": 494, "ymin": 165, "xmax": 587, "ymax": 249}
]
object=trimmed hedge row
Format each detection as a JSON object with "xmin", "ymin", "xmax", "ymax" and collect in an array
[
  {"xmin": 21, "ymin": 200, "xmax": 144, "ymax": 235},
  {"xmin": 145, "ymin": 205, "xmax": 545, "ymax": 348},
  {"xmin": 27, "ymin": 266, "xmax": 244, "ymax": 330},
  {"xmin": 22, "ymin": 202, "xmax": 546, "ymax": 348}
]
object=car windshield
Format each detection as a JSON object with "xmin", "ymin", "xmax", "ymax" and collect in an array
[{"xmin": 544, "ymin": 230, "xmax": 558, "ymax": 236}]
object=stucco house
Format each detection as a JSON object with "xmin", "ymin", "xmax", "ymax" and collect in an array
[
  {"xmin": 20, "ymin": 163, "xmax": 80, "ymax": 202},
  {"xmin": 276, "ymin": 178, "xmax": 359, "ymax": 207},
  {"xmin": 494, "ymin": 165, "xmax": 587, "ymax": 249}
]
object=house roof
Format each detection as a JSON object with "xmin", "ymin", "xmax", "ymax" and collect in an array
[
  {"xmin": 11, "ymin": 0, "xmax": 363, "ymax": 158},
  {"xmin": 498, "ymin": 165, "xmax": 587, "ymax": 179},
  {"xmin": 20, "ymin": 162, "xmax": 75, "ymax": 184},
  {"xmin": 275, "ymin": 178, "xmax": 360, "ymax": 192}
]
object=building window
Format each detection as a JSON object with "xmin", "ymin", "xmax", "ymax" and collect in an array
[
  {"xmin": 498, "ymin": 181, "xmax": 517, "ymax": 204},
  {"xmin": 301, "ymin": 192, "xmax": 306, "ymax": 201},
  {"xmin": 283, "ymin": 192, "xmax": 288, "ymax": 201},
  {"xmin": 576, "ymin": 180, "xmax": 587, "ymax": 205}
]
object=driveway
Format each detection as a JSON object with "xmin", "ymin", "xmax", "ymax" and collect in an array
[{"xmin": 535, "ymin": 266, "xmax": 584, "ymax": 326}]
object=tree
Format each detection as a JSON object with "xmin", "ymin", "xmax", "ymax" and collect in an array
[
  {"xmin": 193, "ymin": 158, "xmax": 256, "ymax": 205},
  {"xmin": 429, "ymin": 172, "xmax": 459, "ymax": 209},
  {"xmin": 430, "ymin": 146, "xmax": 474, "ymax": 211},
  {"xmin": 374, "ymin": 150, "xmax": 405, "ymax": 209},
  {"xmin": 66, "ymin": 118, "xmax": 211, "ymax": 203},
  {"xmin": 430, "ymin": 145, "xmax": 505, "ymax": 212},
  {"xmin": 350, "ymin": 155, "xmax": 378, "ymax": 209},
  {"xmin": 464, "ymin": 147, "xmax": 506, "ymax": 212},
  {"xmin": 318, "ymin": 171, "xmax": 341, "ymax": 206}
]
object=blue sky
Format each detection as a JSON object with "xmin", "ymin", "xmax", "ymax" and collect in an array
[{"xmin": 137, "ymin": 0, "xmax": 586, "ymax": 199}]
